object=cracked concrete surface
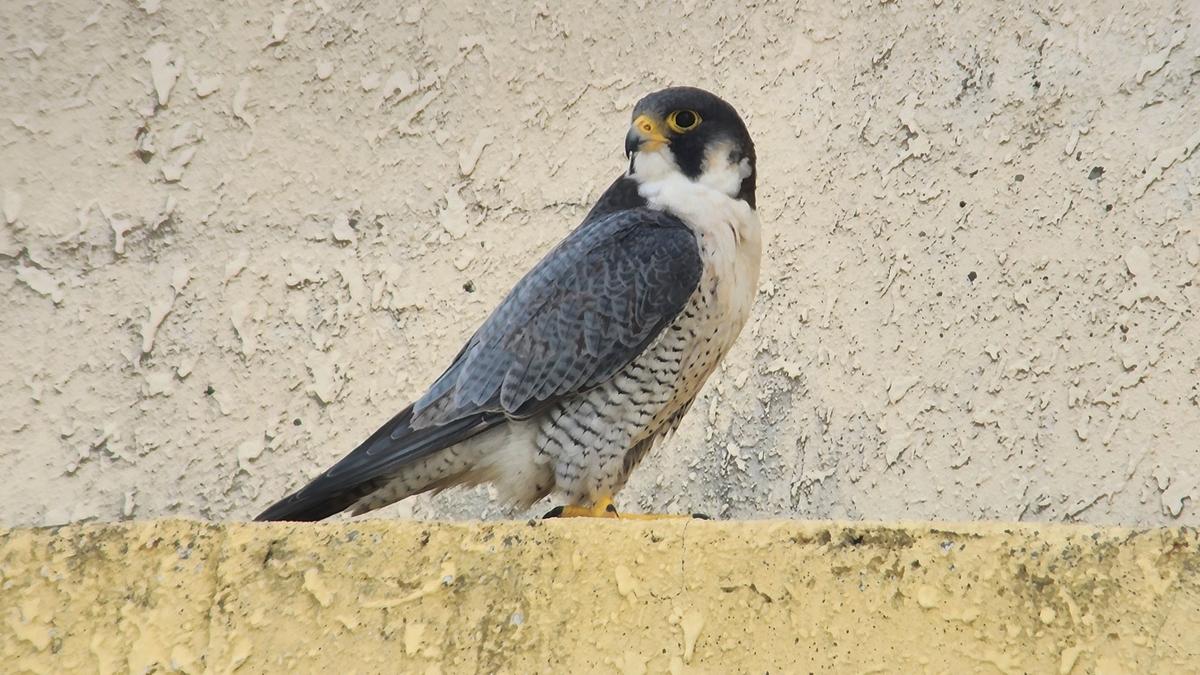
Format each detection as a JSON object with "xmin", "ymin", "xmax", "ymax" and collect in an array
[{"xmin": 1, "ymin": 2, "xmax": 1199, "ymax": 527}]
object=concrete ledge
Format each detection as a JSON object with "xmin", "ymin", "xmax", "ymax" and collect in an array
[{"xmin": 1, "ymin": 520, "xmax": 1198, "ymax": 673}]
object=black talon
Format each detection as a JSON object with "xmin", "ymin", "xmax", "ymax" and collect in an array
[
  {"xmin": 605, "ymin": 503, "xmax": 619, "ymax": 515},
  {"xmin": 543, "ymin": 506, "xmax": 565, "ymax": 519},
  {"xmin": 691, "ymin": 513, "xmax": 712, "ymax": 520}
]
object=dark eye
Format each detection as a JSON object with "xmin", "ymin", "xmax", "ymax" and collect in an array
[{"xmin": 667, "ymin": 109, "xmax": 701, "ymax": 133}]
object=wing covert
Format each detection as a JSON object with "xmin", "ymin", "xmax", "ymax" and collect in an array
[{"xmin": 412, "ymin": 207, "xmax": 701, "ymax": 427}]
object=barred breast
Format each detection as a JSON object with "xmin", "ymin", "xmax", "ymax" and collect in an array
[{"xmin": 536, "ymin": 216, "xmax": 757, "ymax": 504}]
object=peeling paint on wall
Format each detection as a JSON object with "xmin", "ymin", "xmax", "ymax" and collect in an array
[{"xmin": 0, "ymin": 1, "xmax": 1198, "ymax": 526}]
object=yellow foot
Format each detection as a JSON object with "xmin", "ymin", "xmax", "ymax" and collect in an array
[
  {"xmin": 542, "ymin": 496, "xmax": 710, "ymax": 520},
  {"xmin": 542, "ymin": 495, "xmax": 619, "ymax": 519}
]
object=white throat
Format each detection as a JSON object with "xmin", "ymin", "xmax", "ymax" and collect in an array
[
  {"xmin": 629, "ymin": 142, "xmax": 755, "ymax": 227},
  {"xmin": 628, "ymin": 142, "xmax": 760, "ymax": 269}
]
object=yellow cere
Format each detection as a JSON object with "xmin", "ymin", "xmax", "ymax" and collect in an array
[{"xmin": 631, "ymin": 114, "xmax": 669, "ymax": 151}]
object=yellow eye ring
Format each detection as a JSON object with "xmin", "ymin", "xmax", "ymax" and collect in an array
[{"xmin": 666, "ymin": 109, "xmax": 702, "ymax": 133}]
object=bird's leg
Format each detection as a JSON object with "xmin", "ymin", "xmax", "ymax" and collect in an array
[{"xmin": 543, "ymin": 496, "xmax": 709, "ymax": 520}]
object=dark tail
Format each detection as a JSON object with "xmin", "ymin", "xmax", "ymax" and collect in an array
[{"xmin": 255, "ymin": 405, "xmax": 505, "ymax": 522}]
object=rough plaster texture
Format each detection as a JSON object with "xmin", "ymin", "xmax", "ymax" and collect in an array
[
  {"xmin": 1, "ymin": 1, "xmax": 1199, "ymax": 527},
  {"xmin": 2, "ymin": 520, "xmax": 1199, "ymax": 672}
]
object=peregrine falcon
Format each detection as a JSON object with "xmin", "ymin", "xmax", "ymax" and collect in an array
[{"xmin": 256, "ymin": 86, "xmax": 760, "ymax": 521}]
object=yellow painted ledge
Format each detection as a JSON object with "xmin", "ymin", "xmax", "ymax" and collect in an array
[{"xmin": 1, "ymin": 520, "xmax": 1198, "ymax": 674}]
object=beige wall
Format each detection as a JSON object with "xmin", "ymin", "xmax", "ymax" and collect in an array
[
  {"xmin": 2, "ymin": 520, "xmax": 1198, "ymax": 672},
  {"xmin": 1, "ymin": 1, "xmax": 1198, "ymax": 527}
]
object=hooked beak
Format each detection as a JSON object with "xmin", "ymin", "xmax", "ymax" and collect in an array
[
  {"xmin": 625, "ymin": 114, "xmax": 669, "ymax": 157},
  {"xmin": 624, "ymin": 127, "xmax": 641, "ymax": 158}
]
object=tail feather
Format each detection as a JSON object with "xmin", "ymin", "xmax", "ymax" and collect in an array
[{"xmin": 255, "ymin": 405, "xmax": 505, "ymax": 522}]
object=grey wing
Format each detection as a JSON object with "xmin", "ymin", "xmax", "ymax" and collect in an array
[{"xmin": 412, "ymin": 206, "xmax": 703, "ymax": 427}]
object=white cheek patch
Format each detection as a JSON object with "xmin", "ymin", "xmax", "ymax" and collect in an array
[
  {"xmin": 630, "ymin": 148, "xmax": 680, "ymax": 182},
  {"xmin": 630, "ymin": 140, "xmax": 753, "ymax": 207},
  {"xmin": 698, "ymin": 141, "xmax": 750, "ymax": 198}
]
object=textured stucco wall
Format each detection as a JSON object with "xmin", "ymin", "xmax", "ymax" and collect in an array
[
  {"xmin": 1, "ymin": 1, "xmax": 1198, "ymax": 527},
  {"xmin": 2, "ymin": 520, "xmax": 1198, "ymax": 672}
]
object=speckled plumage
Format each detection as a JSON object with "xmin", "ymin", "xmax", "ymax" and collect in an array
[{"xmin": 257, "ymin": 87, "xmax": 760, "ymax": 521}]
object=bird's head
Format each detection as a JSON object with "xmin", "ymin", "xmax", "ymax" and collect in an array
[{"xmin": 624, "ymin": 86, "xmax": 756, "ymax": 208}]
